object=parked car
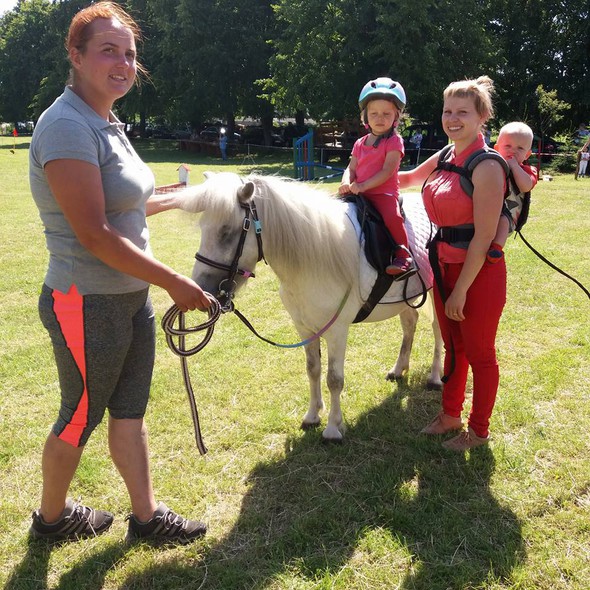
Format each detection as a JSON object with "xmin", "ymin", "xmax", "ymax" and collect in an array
[
  {"xmin": 172, "ymin": 128, "xmax": 192, "ymax": 140},
  {"xmin": 148, "ymin": 126, "xmax": 176, "ymax": 139},
  {"xmin": 15, "ymin": 121, "xmax": 34, "ymax": 136},
  {"xmin": 144, "ymin": 124, "xmax": 192, "ymax": 139},
  {"xmin": 240, "ymin": 126, "xmax": 286, "ymax": 147},
  {"xmin": 199, "ymin": 126, "xmax": 240, "ymax": 142}
]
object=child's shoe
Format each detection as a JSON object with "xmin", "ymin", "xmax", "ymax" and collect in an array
[
  {"xmin": 486, "ymin": 242, "xmax": 504, "ymax": 264},
  {"xmin": 385, "ymin": 257, "xmax": 416, "ymax": 279}
]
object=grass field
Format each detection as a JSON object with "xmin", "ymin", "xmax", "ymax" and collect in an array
[{"xmin": 0, "ymin": 136, "xmax": 589, "ymax": 590}]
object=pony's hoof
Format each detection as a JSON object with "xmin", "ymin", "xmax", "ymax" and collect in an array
[
  {"xmin": 321, "ymin": 436, "xmax": 343, "ymax": 445},
  {"xmin": 426, "ymin": 380, "xmax": 443, "ymax": 391},
  {"xmin": 301, "ymin": 420, "xmax": 321, "ymax": 431},
  {"xmin": 321, "ymin": 425, "xmax": 344, "ymax": 442},
  {"xmin": 386, "ymin": 372, "xmax": 403, "ymax": 382}
]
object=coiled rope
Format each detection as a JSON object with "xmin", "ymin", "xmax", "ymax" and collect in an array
[{"xmin": 161, "ymin": 295, "xmax": 221, "ymax": 455}]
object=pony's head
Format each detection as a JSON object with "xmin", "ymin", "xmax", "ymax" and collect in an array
[{"xmin": 176, "ymin": 172, "xmax": 262, "ymax": 303}]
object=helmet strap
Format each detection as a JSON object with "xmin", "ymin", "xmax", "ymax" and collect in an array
[{"xmin": 371, "ymin": 126, "xmax": 394, "ymax": 148}]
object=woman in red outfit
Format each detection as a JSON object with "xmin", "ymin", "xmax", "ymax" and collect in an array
[{"xmin": 399, "ymin": 76, "xmax": 506, "ymax": 451}]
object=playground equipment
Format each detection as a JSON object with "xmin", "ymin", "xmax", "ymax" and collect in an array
[{"xmin": 293, "ymin": 129, "xmax": 345, "ymax": 181}]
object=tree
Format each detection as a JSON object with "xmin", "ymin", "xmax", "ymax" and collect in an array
[
  {"xmin": 488, "ymin": 0, "xmax": 589, "ymax": 132},
  {"xmin": 0, "ymin": 0, "xmax": 56, "ymax": 124},
  {"xmin": 534, "ymin": 84, "xmax": 571, "ymax": 138},
  {"xmin": 375, "ymin": 0, "xmax": 496, "ymax": 123},
  {"xmin": 268, "ymin": 0, "xmax": 375, "ymax": 120},
  {"xmin": 268, "ymin": 0, "xmax": 495, "ymax": 124},
  {"xmin": 0, "ymin": 0, "xmax": 586, "ymax": 136},
  {"xmin": 144, "ymin": 0, "xmax": 276, "ymax": 136}
]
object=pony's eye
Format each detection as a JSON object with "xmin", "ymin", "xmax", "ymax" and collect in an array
[{"xmin": 218, "ymin": 225, "xmax": 235, "ymax": 245}]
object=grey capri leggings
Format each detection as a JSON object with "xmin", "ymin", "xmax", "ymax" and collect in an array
[{"xmin": 38, "ymin": 284, "xmax": 155, "ymax": 447}]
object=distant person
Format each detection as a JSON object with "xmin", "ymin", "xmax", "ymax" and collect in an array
[
  {"xmin": 488, "ymin": 122, "xmax": 538, "ymax": 259},
  {"xmin": 219, "ymin": 129, "xmax": 228, "ymax": 160},
  {"xmin": 575, "ymin": 123, "xmax": 589, "ymax": 145},
  {"xmin": 578, "ymin": 147, "xmax": 589, "ymax": 178},
  {"xmin": 409, "ymin": 129, "xmax": 423, "ymax": 165},
  {"xmin": 28, "ymin": 1, "xmax": 210, "ymax": 544},
  {"xmin": 339, "ymin": 77, "xmax": 415, "ymax": 278},
  {"xmin": 283, "ymin": 121, "xmax": 298, "ymax": 144},
  {"xmin": 410, "ymin": 129, "xmax": 423, "ymax": 148}
]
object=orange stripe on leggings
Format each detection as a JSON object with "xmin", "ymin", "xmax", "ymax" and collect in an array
[{"xmin": 52, "ymin": 285, "xmax": 88, "ymax": 446}]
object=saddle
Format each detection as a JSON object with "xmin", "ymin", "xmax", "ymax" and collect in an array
[
  {"xmin": 343, "ymin": 194, "xmax": 423, "ymax": 323},
  {"xmin": 342, "ymin": 194, "xmax": 399, "ymax": 274}
]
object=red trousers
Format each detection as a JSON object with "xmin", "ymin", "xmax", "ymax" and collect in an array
[
  {"xmin": 433, "ymin": 258, "xmax": 506, "ymax": 437},
  {"xmin": 364, "ymin": 193, "xmax": 409, "ymax": 251}
]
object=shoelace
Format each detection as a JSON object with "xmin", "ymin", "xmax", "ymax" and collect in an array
[
  {"xmin": 159, "ymin": 510, "xmax": 188, "ymax": 534},
  {"xmin": 454, "ymin": 431, "xmax": 472, "ymax": 443},
  {"xmin": 68, "ymin": 501, "xmax": 98, "ymax": 536}
]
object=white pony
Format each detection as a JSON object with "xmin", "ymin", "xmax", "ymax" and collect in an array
[{"xmin": 176, "ymin": 172, "xmax": 442, "ymax": 441}]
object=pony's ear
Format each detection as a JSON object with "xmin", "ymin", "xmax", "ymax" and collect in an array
[
  {"xmin": 203, "ymin": 171, "xmax": 215, "ymax": 179},
  {"xmin": 237, "ymin": 181, "xmax": 255, "ymax": 203}
]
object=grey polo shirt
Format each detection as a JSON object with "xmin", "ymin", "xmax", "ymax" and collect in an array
[{"xmin": 29, "ymin": 87, "xmax": 155, "ymax": 295}]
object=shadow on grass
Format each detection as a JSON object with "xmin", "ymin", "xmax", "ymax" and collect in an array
[
  {"xmin": 122, "ymin": 381, "xmax": 524, "ymax": 589},
  {"xmin": 4, "ymin": 382, "xmax": 523, "ymax": 589},
  {"xmin": 3, "ymin": 535, "xmax": 127, "ymax": 590},
  {"xmin": 0, "ymin": 140, "xmax": 29, "ymax": 152}
]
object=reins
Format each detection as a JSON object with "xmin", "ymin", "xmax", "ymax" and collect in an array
[
  {"xmin": 161, "ymin": 298, "xmax": 221, "ymax": 455},
  {"xmin": 232, "ymin": 286, "xmax": 352, "ymax": 348},
  {"xmin": 516, "ymin": 230, "xmax": 590, "ymax": 300},
  {"xmin": 162, "ymin": 288, "xmax": 352, "ymax": 454}
]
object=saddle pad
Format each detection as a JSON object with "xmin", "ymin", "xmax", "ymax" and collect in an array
[{"xmin": 346, "ymin": 192, "xmax": 434, "ymax": 304}]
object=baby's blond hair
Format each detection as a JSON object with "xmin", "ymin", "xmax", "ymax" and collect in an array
[{"xmin": 498, "ymin": 122, "xmax": 534, "ymax": 148}]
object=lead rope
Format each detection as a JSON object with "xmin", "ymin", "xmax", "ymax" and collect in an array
[
  {"xmin": 161, "ymin": 284, "xmax": 352, "ymax": 452},
  {"xmin": 516, "ymin": 230, "xmax": 589, "ymax": 300},
  {"xmin": 232, "ymin": 285, "xmax": 352, "ymax": 348},
  {"xmin": 161, "ymin": 296, "xmax": 221, "ymax": 455}
]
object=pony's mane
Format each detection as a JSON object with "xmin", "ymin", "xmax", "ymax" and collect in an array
[
  {"xmin": 180, "ymin": 172, "xmax": 359, "ymax": 284},
  {"xmin": 248, "ymin": 175, "xmax": 358, "ymax": 282}
]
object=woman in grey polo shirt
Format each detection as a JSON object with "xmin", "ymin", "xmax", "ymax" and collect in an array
[{"xmin": 29, "ymin": 1, "xmax": 209, "ymax": 544}]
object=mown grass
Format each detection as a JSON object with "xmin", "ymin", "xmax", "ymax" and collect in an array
[{"xmin": 0, "ymin": 136, "xmax": 588, "ymax": 590}]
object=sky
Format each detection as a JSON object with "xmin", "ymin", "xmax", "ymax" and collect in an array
[{"xmin": 0, "ymin": 0, "xmax": 19, "ymax": 15}]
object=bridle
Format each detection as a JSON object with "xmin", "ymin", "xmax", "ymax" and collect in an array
[{"xmin": 194, "ymin": 200, "xmax": 265, "ymax": 311}]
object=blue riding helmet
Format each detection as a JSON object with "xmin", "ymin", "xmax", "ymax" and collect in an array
[{"xmin": 358, "ymin": 77, "xmax": 406, "ymax": 111}]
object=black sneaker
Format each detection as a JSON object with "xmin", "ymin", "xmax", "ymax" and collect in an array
[
  {"xmin": 126, "ymin": 502, "xmax": 207, "ymax": 545},
  {"xmin": 29, "ymin": 498, "xmax": 114, "ymax": 541}
]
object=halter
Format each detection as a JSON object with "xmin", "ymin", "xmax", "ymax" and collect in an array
[{"xmin": 195, "ymin": 199, "xmax": 265, "ymax": 310}]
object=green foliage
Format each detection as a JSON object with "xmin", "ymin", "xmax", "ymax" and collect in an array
[
  {"xmin": 1, "ymin": 139, "xmax": 590, "ymax": 589},
  {"xmin": 535, "ymin": 84, "xmax": 571, "ymax": 138},
  {"xmin": 0, "ymin": 1, "xmax": 588, "ymax": 138},
  {"xmin": 0, "ymin": 0, "xmax": 56, "ymax": 123}
]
